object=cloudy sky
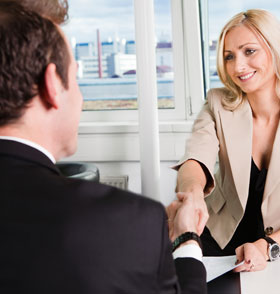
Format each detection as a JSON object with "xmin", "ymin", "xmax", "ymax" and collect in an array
[
  {"xmin": 63, "ymin": 0, "xmax": 171, "ymax": 44},
  {"xmin": 208, "ymin": 0, "xmax": 280, "ymax": 39},
  {"xmin": 62, "ymin": 0, "xmax": 280, "ymax": 44}
]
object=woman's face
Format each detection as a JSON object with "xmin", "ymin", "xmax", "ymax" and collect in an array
[{"xmin": 224, "ymin": 24, "xmax": 276, "ymax": 95}]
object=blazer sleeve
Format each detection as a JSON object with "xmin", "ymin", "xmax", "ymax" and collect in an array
[
  {"xmin": 172, "ymin": 89, "xmax": 220, "ymax": 195},
  {"xmin": 157, "ymin": 206, "xmax": 207, "ymax": 294}
]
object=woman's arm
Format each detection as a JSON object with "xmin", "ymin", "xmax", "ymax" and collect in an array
[{"xmin": 173, "ymin": 160, "xmax": 209, "ymax": 235}]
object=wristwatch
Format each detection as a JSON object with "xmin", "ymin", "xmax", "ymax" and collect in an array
[
  {"xmin": 172, "ymin": 232, "xmax": 202, "ymax": 252},
  {"xmin": 263, "ymin": 236, "xmax": 280, "ymax": 261}
]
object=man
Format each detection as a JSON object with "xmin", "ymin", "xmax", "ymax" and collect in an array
[{"xmin": 0, "ymin": 2, "xmax": 206, "ymax": 293}]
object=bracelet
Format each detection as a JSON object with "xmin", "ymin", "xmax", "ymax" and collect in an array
[{"xmin": 172, "ymin": 232, "xmax": 203, "ymax": 252}]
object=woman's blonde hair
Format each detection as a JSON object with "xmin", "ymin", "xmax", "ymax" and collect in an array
[{"xmin": 217, "ymin": 9, "xmax": 280, "ymax": 110}]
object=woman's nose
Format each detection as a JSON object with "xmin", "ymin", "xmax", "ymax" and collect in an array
[{"xmin": 234, "ymin": 56, "xmax": 247, "ymax": 73}]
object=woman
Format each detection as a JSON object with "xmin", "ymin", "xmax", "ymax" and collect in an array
[{"xmin": 170, "ymin": 9, "xmax": 280, "ymax": 272}]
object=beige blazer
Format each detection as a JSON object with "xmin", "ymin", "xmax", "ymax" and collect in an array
[{"xmin": 175, "ymin": 87, "xmax": 280, "ymax": 249}]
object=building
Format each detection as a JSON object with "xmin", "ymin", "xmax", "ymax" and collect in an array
[
  {"xmin": 75, "ymin": 42, "xmax": 95, "ymax": 60},
  {"xmin": 106, "ymin": 53, "xmax": 136, "ymax": 77},
  {"xmin": 79, "ymin": 56, "xmax": 109, "ymax": 79},
  {"xmin": 125, "ymin": 40, "xmax": 136, "ymax": 54},
  {"xmin": 156, "ymin": 42, "xmax": 173, "ymax": 69}
]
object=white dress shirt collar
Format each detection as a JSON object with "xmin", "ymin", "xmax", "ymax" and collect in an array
[{"xmin": 0, "ymin": 136, "xmax": 56, "ymax": 164}]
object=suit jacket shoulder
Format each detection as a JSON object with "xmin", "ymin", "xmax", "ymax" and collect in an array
[{"xmin": 0, "ymin": 140, "xmax": 207, "ymax": 293}]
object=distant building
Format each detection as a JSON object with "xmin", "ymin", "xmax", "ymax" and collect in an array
[
  {"xmin": 107, "ymin": 53, "xmax": 136, "ymax": 77},
  {"xmin": 156, "ymin": 42, "xmax": 173, "ymax": 69},
  {"xmin": 125, "ymin": 40, "xmax": 136, "ymax": 54},
  {"xmin": 75, "ymin": 42, "xmax": 95, "ymax": 60},
  {"xmin": 79, "ymin": 56, "xmax": 109, "ymax": 79},
  {"xmin": 101, "ymin": 41, "xmax": 114, "ymax": 56}
]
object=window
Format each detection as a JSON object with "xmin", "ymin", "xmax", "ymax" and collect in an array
[
  {"xmin": 64, "ymin": 1, "xmax": 206, "ymax": 162},
  {"xmin": 63, "ymin": 0, "xmax": 176, "ymax": 113},
  {"xmin": 200, "ymin": 0, "xmax": 280, "ymax": 92},
  {"xmin": 62, "ymin": 0, "xmax": 205, "ymax": 122}
]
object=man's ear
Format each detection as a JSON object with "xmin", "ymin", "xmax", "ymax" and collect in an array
[{"xmin": 43, "ymin": 63, "xmax": 63, "ymax": 109}]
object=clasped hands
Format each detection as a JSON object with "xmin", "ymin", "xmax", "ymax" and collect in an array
[
  {"xmin": 166, "ymin": 191, "xmax": 268, "ymax": 272},
  {"xmin": 166, "ymin": 190, "xmax": 208, "ymax": 242}
]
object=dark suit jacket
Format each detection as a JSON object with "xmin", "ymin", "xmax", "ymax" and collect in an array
[{"xmin": 0, "ymin": 139, "xmax": 206, "ymax": 294}]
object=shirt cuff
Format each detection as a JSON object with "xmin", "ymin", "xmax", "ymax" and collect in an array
[{"xmin": 172, "ymin": 243, "xmax": 203, "ymax": 262}]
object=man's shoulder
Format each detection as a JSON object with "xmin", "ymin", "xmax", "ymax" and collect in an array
[{"xmin": 62, "ymin": 178, "xmax": 166, "ymax": 217}]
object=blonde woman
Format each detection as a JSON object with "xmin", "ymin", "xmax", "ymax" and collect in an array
[{"xmin": 169, "ymin": 9, "xmax": 280, "ymax": 272}]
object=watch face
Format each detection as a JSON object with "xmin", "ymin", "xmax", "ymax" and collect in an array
[{"xmin": 270, "ymin": 244, "xmax": 280, "ymax": 260}]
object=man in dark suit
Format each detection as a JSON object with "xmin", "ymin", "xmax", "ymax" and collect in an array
[{"xmin": 0, "ymin": 2, "xmax": 206, "ymax": 293}]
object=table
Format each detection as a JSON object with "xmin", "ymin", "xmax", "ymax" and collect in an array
[
  {"xmin": 207, "ymin": 259, "xmax": 280, "ymax": 293},
  {"xmin": 240, "ymin": 259, "xmax": 280, "ymax": 294}
]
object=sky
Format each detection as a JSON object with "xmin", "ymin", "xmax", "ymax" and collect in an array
[
  {"xmin": 63, "ymin": 0, "xmax": 172, "ymax": 44},
  {"xmin": 62, "ymin": 0, "xmax": 280, "ymax": 45},
  {"xmin": 208, "ymin": 0, "xmax": 280, "ymax": 39}
]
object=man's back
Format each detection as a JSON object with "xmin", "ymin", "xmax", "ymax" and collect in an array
[{"xmin": 0, "ymin": 140, "xmax": 179, "ymax": 293}]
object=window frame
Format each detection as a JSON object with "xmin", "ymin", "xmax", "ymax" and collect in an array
[
  {"xmin": 69, "ymin": 0, "xmax": 205, "ymax": 162},
  {"xmin": 78, "ymin": 0, "xmax": 204, "ymax": 123}
]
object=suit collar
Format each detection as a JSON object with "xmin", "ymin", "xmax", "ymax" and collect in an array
[
  {"xmin": 0, "ymin": 139, "xmax": 61, "ymax": 175},
  {"xmin": 219, "ymin": 98, "xmax": 280, "ymax": 210},
  {"xmin": 262, "ymin": 119, "xmax": 280, "ymax": 212},
  {"xmin": 219, "ymin": 99, "xmax": 253, "ymax": 210}
]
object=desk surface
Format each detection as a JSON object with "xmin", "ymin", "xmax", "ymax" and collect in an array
[
  {"xmin": 207, "ymin": 259, "xmax": 280, "ymax": 294},
  {"xmin": 240, "ymin": 259, "xmax": 280, "ymax": 294}
]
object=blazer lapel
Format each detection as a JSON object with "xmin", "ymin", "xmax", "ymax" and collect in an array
[
  {"xmin": 219, "ymin": 99, "xmax": 253, "ymax": 210},
  {"xmin": 262, "ymin": 120, "xmax": 280, "ymax": 210}
]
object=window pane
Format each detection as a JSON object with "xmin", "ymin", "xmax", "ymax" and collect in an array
[
  {"xmin": 63, "ymin": 0, "xmax": 137, "ymax": 111},
  {"xmin": 154, "ymin": 0, "xmax": 175, "ymax": 109},
  {"xmin": 62, "ymin": 0, "xmax": 175, "ymax": 111},
  {"xmin": 201, "ymin": 0, "xmax": 280, "ymax": 91}
]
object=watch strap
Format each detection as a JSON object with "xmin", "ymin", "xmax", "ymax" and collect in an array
[
  {"xmin": 262, "ymin": 236, "xmax": 279, "ymax": 261},
  {"xmin": 263, "ymin": 236, "xmax": 276, "ymax": 245},
  {"xmin": 172, "ymin": 232, "xmax": 202, "ymax": 252}
]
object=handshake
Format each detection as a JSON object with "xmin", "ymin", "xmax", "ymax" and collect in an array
[{"xmin": 166, "ymin": 191, "xmax": 209, "ymax": 249}]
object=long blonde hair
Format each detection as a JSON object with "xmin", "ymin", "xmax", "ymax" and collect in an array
[{"xmin": 217, "ymin": 9, "xmax": 280, "ymax": 110}]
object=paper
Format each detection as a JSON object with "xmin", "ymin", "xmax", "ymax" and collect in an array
[{"xmin": 203, "ymin": 255, "xmax": 244, "ymax": 282}]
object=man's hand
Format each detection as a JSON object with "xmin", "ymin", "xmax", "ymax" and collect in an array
[
  {"xmin": 166, "ymin": 192, "xmax": 208, "ymax": 242},
  {"xmin": 176, "ymin": 190, "xmax": 208, "ymax": 235},
  {"xmin": 234, "ymin": 239, "xmax": 268, "ymax": 272}
]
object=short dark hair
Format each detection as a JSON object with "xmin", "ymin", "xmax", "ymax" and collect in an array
[
  {"xmin": 0, "ymin": 2, "xmax": 70, "ymax": 126},
  {"xmin": 0, "ymin": 0, "xmax": 69, "ymax": 24}
]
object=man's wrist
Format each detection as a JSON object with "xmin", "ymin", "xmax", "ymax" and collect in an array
[
  {"xmin": 178, "ymin": 239, "xmax": 200, "ymax": 248},
  {"xmin": 173, "ymin": 242, "xmax": 203, "ymax": 262},
  {"xmin": 172, "ymin": 232, "xmax": 203, "ymax": 252}
]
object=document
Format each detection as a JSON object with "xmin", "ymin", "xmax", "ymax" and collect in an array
[{"xmin": 203, "ymin": 255, "xmax": 244, "ymax": 282}]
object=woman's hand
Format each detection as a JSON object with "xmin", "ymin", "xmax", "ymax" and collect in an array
[
  {"xmin": 176, "ymin": 188, "xmax": 208, "ymax": 236},
  {"xmin": 234, "ymin": 239, "xmax": 268, "ymax": 272},
  {"xmin": 166, "ymin": 190, "xmax": 208, "ymax": 241}
]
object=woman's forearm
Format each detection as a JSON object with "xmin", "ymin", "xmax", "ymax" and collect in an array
[{"xmin": 177, "ymin": 159, "xmax": 207, "ymax": 194}]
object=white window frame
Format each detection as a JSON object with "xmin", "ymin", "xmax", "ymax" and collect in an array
[
  {"xmin": 70, "ymin": 0, "xmax": 205, "ymax": 162},
  {"xmin": 79, "ymin": 0, "xmax": 204, "ymax": 123}
]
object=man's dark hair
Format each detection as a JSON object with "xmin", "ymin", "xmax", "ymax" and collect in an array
[
  {"xmin": 0, "ymin": 2, "xmax": 70, "ymax": 126},
  {"xmin": 0, "ymin": 0, "xmax": 69, "ymax": 24}
]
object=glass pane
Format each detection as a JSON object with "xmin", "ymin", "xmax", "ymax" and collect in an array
[
  {"xmin": 154, "ymin": 0, "xmax": 175, "ymax": 109},
  {"xmin": 201, "ymin": 0, "xmax": 280, "ymax": 90},
  {"xmin": 63, "ymin": 0, "xmax": 137, "ymax": 111},
  {"xmin": 62, "ymin": 0, "xmax": 175, "ymax": 111}
]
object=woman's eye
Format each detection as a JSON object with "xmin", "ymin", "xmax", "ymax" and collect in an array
[
  {"xmin": 245, "ymin": 49, "xmax": 256, "ymax": 55},
  {"xmin": 224, "ymin": 54, "xmax": 234, "ymax": 61}
]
